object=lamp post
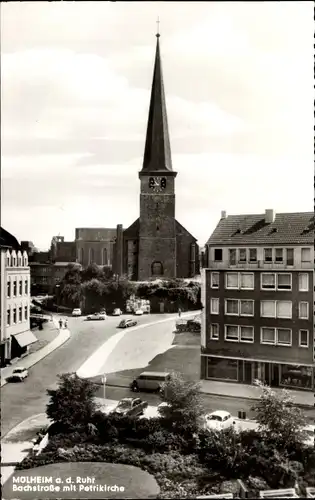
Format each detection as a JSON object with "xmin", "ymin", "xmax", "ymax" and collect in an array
[
  {"xmin": 55, "ymin": 284, "xmax": 60, "ymax": 315},
  {"xmin": 101, "ymin": 374, "xmax": 107, "ymax": 400}
]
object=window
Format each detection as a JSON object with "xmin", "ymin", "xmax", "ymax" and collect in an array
[
  {"xmin": 240, "ymin": 326, "xmax": 254, "ymax": 343},
  {"xmin": 210, "ymin": 324, "xmax": 219, "ymax": 340},
  {"xmin": 152, "ymin": 261, "xmax": 163, "ymax": 276},
  {"xmin": 239, "ymin": 248, "xmax": 246, "ymax": 262},
  {"xmin": 299, "ymin": 273, "xmax": 309, "ymax": 292},
  {"xmin": 19, "ymin": 306, "xmax": 22, "ymax": 322},
  {"xmin": 275, "ymin": 248, "xmax": 283, "ymax": 262},
  {"xmin": 264, "ymin": 248, "xmax": 272, "ymax": 262},
  {"xmin": 211, "ymin": 272, "xmax": 219, "ymax": 289},
  {"xmin": 249, "ymin": 248, "xmax": 257, "ymax": 262},
  {"xmin": 7, "ymin": 309, "xmax": 10, "ymax": 326},
  {"xmin": 301, "ymin": 247, "xmax": 311, "ymax": 263},
  {"xmin": 261, "ymin": 273, "xmax": 276, "ymax": 290},
  {"xmin": 276, "ymin": 301, "xmax": 292, "ymax": 319},
  {"xmin": 214, "ymin": 248, "xmax": 223, "ymax": 261},
  {"xmin": 261, "ymin": 327, "xmax": 276, "ymax": 344},
  {"xmin": 210, "ymin": 298, "xmax": 219, "ymax": 314},
  {"xmin": 261, "ymin": 301, "xmax": 276, "ymax": 318},
  {"xmin": 240, "ymin": 300, "xmax": 254, "ymax": 316},
  {"xmin": 277, "ymin": 328, "xmax": 291, "ymax": 346},
  {"xmin": 226, "ymin": 272, "xmax": 238, "ymax": 289},
  {"xmin": 225, "ymin": 325, "xmax": 239, "ymax": 341},
  {"xmin": 299, "ymin": 302, "xmax": 309, "ymax": 319},
  {"xmin": 240, "ymin": 273, "xmax": 254, "ymax": 290},
  {"xmin": 19, "ymin": 280, "xmax": 23, "ymax": 295},
  {"xmin": 13, "ymin": 308, "xmax": 17, "ymax": 324},
  {"xmin": 225, "ymin": 299, "xmax": 239, "ymax": 315},
  {"xmin": 229, "ymin": 249, "xmax": 236, "ymax": 265},
  {"xmin": 24, "ymin": 306, "xmax": 28, "ymax": 320},
  {"xmin": 24, "ymin": 279, "xmax": 28, "ymax": 295},
  {"xmin": 89, "ymin": 248, "xmax": 94, "ymax": 264},
  {"xmin": 286, "ymin": 248, "xmax": 294, "ymax": 266},
  {"xmin": 7, "ymin": 280, "xmax": 11, "ymax": 297},
  {"xmin": 13, "ymin": 280, "xmax": 17, "ymax": 296},
  {"xmin": 299, "ymin": 330, "xmax": 309, "ymax": 348},
  {"xmin": 277, "ymin": 273, "xmax": 291, "ymax": 290},
  {"xmin": 102, "ymin": 248, "xmax": 108, "ymax": 266}
]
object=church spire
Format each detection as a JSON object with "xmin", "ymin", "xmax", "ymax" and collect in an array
[{"xmin": 140, "ymin": 30, "xmax": 174, "ymax": 174}]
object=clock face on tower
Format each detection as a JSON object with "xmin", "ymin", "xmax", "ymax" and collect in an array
[{"xmin": 148, "ymin": 176, "xmax": 167, "ymax": 192}]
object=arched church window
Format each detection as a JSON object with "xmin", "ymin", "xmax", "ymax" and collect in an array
[
  {"xmin": 151, "ymin": 261, "xmax": 163, "ymax": 276},
  {"xmin": 89, "ymin": 248, "xmax": 94, "ymax": 264},
  {"xmin": 102, "ymin": 248, "xmax": 108, "ymax": 266}
]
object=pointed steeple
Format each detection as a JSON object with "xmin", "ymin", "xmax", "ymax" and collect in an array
[{"xmin": 140, "ymin": 33, "xmax": 174, "ymax": 174}]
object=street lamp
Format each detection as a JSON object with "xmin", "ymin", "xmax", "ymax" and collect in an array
[
  {"xmin": 101, "ymin": 374, "xmax": 107, "ymax": 400},
  {"xmin": 55, "ymin": 284, "xmax": 60, "ymax": 315}
]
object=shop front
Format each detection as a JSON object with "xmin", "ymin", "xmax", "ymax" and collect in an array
[{"xmin": 205, "ymin": 356, "xmax": 314, "ymax": 390}]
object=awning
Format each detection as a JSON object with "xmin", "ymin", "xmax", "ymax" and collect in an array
[{"xmin": 12, "ymin": 331, "xmax": 38, "ymax": 348}]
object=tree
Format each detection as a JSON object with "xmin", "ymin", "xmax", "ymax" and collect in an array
[
  {"xmin": 46, "ymin": 373, "xmax": 98, "ymax": 429},
  {"xmin": 81, "ymin": 263, "xmax": 104, "ymax": 282},
  {"xmin": 159, "ymin": 371, "xmax": 204, "ymax": 431},
  {"xmin": 251, "ymin": 380, "xmax": 307, "ymax": 448}
]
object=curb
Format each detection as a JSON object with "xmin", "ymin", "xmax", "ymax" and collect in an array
[{"xmin": 1, "ymin": 319, "xmax": 70, "ymax": 388}]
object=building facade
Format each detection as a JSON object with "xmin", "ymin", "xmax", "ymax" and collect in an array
[
  {"xmin": 0, "ymin": 228, "xmax": 36, "ymax": 366},
  {"xmin": 201, "ymin": 210, "xmax": 314, "ymax": 391},
  {"xmin": 75, "ymin": 228, "xmax": 116, "ymax": 268},
  {"xmin": 113, "ymin": 34, "xmax": 198, "ymax": 281}
]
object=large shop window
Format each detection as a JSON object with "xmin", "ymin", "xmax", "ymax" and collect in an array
[
  {"xmin": 280, "ymin": 364, "xmax": 313, "ymax": 389},
  {"xmin": 207, "ymin": 357, "xmax": 238, "ymax": 381}
]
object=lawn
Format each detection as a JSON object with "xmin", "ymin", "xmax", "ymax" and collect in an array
[{"xmin": 3, "ymin": 462, "xmax": 159, "ymax": 499}]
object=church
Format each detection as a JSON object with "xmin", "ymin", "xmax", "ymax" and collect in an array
[{"xmin": 113, "ymin": 33, "xmax": 199, "ymax": 281}]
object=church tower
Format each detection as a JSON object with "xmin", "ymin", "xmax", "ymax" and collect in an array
[{"xmin": 138, "ymin": 32, "xmax": 177, "ymax": 280}]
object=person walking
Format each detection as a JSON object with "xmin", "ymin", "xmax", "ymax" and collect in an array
[
  {"xmin": 178, "ymin": 307, "xmax": 182, "ymax": 318},
  {"xmin": 59, "ymin": 318, "xmax": 62, "ymax": 329},
  {"xmin": 64, "ymin": 319, "xmax": 68, "ymax": 329}
]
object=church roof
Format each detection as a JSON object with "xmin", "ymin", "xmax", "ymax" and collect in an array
[
  {"xmin": 140, "ymin": 34, "xmax": 173, "ymax": 174},
  {"xmin": 206, "ymin": 211, "xmax": 315, "ymax": 246},
  {"xmin": 0, "ymin": 227, "xmax": 21, "ymax": 250}
]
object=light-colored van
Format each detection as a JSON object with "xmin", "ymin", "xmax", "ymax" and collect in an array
[{"xmin": 130, "ymin": 371, "xmax": 171, "ymax": 392}]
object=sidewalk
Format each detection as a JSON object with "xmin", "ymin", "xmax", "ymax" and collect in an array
[
  {"xmin": 1, "ymin": 318, "xmax": 70, "ymax": 388},
  {"xmin": 200, "ymin": 379, "xmax": 314, "ymax": 408}
]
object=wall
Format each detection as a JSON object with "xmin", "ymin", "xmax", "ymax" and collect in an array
[
  {"xmin": 203, "ymin": 269, "xmax": 313, "ymax": 365},
  {"xmin": 75, "ymin": 228, "xmax": 116, "ymax": 268},
  {"xmin": 175, "ymin": 221, "xmax": 199, "ymax": 278}
]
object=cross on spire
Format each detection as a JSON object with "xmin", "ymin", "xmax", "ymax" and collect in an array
[{"xmin": 156, "ymin": 17, "xmax": 160, "ymax": 37}]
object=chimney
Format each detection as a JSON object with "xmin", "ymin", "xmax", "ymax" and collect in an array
[
  {"xmin": 221, "ymin": 210, "xmax": 227, "ymax": 219},
  {"xmin": 265, "ymin": 209, "xmax": 275, "ymax": 223}
]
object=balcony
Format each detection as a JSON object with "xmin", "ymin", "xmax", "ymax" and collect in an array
[{"xmin": 208, "ymin": 260, "xmax": 313, "ymax": 270}]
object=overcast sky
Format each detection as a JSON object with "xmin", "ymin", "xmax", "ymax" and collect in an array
[{"xmin": 2, "ymin": 1, "xmax": 313, "ymax": 250}]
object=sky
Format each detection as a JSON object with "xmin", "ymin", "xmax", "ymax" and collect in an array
[{"xmin": 1, "ymin": 1, "xmax": 313, "ymax": 250}]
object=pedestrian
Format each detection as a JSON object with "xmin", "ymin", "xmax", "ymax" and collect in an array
[
  {"xmin": 59, "ymin": 318, "xmax": 62, "ymax": 329},
  {"xmin": 64, "ymin": 319, "xmax": 68, "ymax": 329},
  {"xmin": 178, "ymin": 307, "xmax": 182, "ymax": 318}
]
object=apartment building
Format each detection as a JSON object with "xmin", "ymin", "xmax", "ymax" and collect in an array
[
  {"xmin": 0, "ymin": 228, "xmax": 37, "ymax": 366},
  {"xmin": 201, "ymin": 210, "xmax": 314, "ymax": 391}
]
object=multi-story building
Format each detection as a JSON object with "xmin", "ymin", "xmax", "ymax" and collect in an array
[
  {"xmin": 0, "ymin": 227, "xmax": 36, "ymax": 366},
  {"xmin": 201, "ymin": 210, "xmax": 314, "ymax": 391}
]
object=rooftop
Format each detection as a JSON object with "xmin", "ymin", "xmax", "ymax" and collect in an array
[{"xmin": 206, "ymin": 211, "xmax": 314, "ymax": 246}]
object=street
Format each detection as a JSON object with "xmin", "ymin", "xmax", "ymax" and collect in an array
[
  {"xmin": 2, "ymin": 312, "xmax": 315, "ymax": 440},
  {"xmin": 1, "ymin": 313, "xmax": 176, "ymax": 437}
]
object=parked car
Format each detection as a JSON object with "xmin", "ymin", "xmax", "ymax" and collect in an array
[
  {"xmin": 131, "ymin": 371, "xmax": 171, "ymax": 392},
  {"xmin": 301, "ymin": 425, "xmax": 314, "ymax": 447},
  {"xmin": 86, "ymin": 312, "xmax": 106, "ymax": 321},
  {"xmin": 72, "ymin": 308, "xmax": 82, "ymax": 317},
  {"xmin": 118, "ymin": 319, "xmax": 137, "ymax": 328},
  {"xmin": 204, "ymin": 410, "xmax": 235, "ymax": 431},
  {"xmin": 112, "ymin": 308, "xmax": 122, "ymax": 316},
  {"xmin": 113, "ymin": 397, "xmax": 148, "ymax": 417},
  {"xmin": 8, "ymin": 367, "xmax": 29, "ymax": 382},
  {"xmin": 134, "ymin": 309, "xmax": 144, "ymax": 316}
]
